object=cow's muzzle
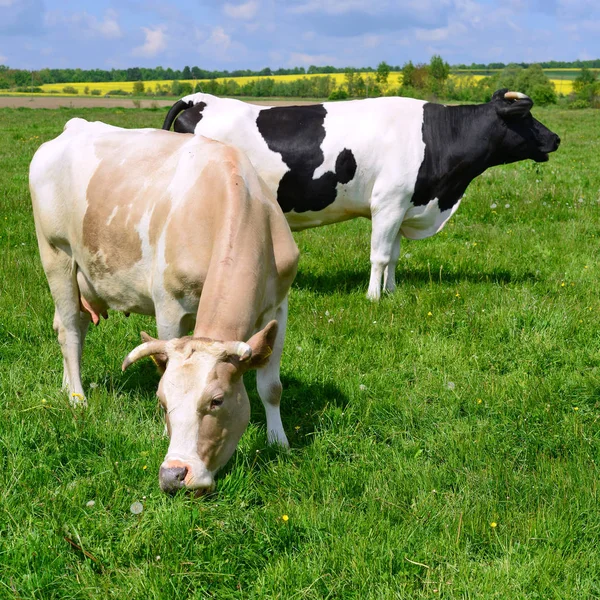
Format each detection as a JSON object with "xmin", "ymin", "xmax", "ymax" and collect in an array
[
  {"xmin": 159, "ymin": 458, "xmax": 215, "ymax": 494},
  {"xmin": 159, "ymin": 465, "xmax": 188, "ymax": 494}
]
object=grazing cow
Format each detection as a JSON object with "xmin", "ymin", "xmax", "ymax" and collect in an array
[
  {"xmin": 30, "ymin": 119, "xmax": 299, "ymax": 494},
  {"xmin": 163, "ymin": 89, "xmax": 560, "ymax": 300}
]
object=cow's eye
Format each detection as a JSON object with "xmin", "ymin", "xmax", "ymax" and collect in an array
[{"xmin": 210, "ymin": 396, "xmax": 224, "ymax": 410}]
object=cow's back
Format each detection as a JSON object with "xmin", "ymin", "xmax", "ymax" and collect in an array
[
  {"xmin": 30, "ymin": 119, "xmax": 293, "ymax": 318},
  {"xmin": 177, "ymin": 94, "xmax": 429, "ymax": 229}
]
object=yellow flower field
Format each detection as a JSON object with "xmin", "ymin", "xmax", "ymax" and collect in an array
[{"xmin": 14, "ymin": 71, "xmax": 573, "ymax": 97}]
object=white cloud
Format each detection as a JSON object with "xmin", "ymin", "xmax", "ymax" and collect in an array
[
  {"xmin": 83, "ymin": 10, "xmax": 123, "ymax": 40},
  {"xmin": 223, "ymin": 1, "xmax": 259, "ymax": 20},
  {"xmin": 0, "ymin": 53, "xmax": 6, "ymax": 62},
  {"xmin": 132, "ymin": 26, "xmax": 167, "ymax": 57},
  {"xmin": 208, "ymin": 26, "xmax": 231, "ymax": 50},
  {"xmin": 0, "ymin": 0, "xmax": 17, "ymax": 6},
  {"xmin": 415, "ymin": 21, "xmax": 467, "ymax": 42},
  {"xmin": 289, "ymin": 0, "xmax": 374, "ymax": 15},
  {"xmin": 44, "ymin": 10, "xmax": 122, "ymax": 39},
  {"xmin": 90, "ymin": 10, "xmax": 122, "ymax": 39}
]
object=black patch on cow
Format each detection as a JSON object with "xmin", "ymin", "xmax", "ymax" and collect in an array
[
  {"xmin": 411, "ymin": 103, "xmax": 487, "ymax": 213},
  {"xmin": 174, "ymin": 102, "xmax": 207, "ymax": 133},
  {"xmin": 255, "ymin": 105, "xmax": 357, "ymax": 213},
  {"xmin": 335, "ymin": 149, "xmax": 357, "ymax": 184}
]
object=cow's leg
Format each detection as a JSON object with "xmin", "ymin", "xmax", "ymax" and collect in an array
[
  {"xmin": 55, "ymin": 309, "xmax": 91, "ymax": 392},
  {"xmin": 383, "ymin": 231, "xmax": 402, "ymax": 294},
  {"xmin": 156, "ymin": 316, "xmax": 192, "ymax": 341},
  {"xmin": 368, "ymin": 205, "xmax": 404, "ymax": 301},
  {"xmin": 256, "ymin": 297, "xmax": 289, "ymax": 448},
  {"xmin": 42, "ymin": 246, "xmax": 87, "ymax": 405}
]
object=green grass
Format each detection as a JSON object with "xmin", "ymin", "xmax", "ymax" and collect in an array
[{"xmin": 1, "ymin": 106, "xmax": 600, "ymax": 598}]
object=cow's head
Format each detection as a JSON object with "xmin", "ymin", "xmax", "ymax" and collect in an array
[
  {"xmin": 122, "ymin": 321, "xmax": 278, "ymax": 494},
  {"xmin": 488, "ymin": 89, "xmax": 560, "ymax": 164}
]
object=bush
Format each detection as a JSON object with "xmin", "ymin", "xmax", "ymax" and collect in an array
[
  {"xmin": 62, "ymin": 86, "xmax": 78, "ymax": 94},
  {"xmin": 107, "ymin": 89, "xmax": 129, "ymax": 95},
  {"xmin": 132, "ymin": 81, "xmax": 145, "ymax": 95},
  {"xmin": 574, "ymin": 81, "xmax": 600, "ymax": 108},
  {"xmin": 90, "ymin": 89, "xmax": 101, "ymax": 96},
  {"xmin": 531, "ymin": 84, "xmax": 557, "ymax": 106},
  {"xmin": 328, "ymin": 89, "xmax": 348, "ymax": 101},
  {"xmin": 16, "ymin": 87, "xmax": 43, "ymax": 93},
  {"xmin": 171, "ymin": 80, "xmax": 193, "ymax": 96}
]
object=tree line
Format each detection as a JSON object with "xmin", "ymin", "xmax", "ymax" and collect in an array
[{"xmin": 1, "ymin": 59, "xmax": 599, "ymax": 88}]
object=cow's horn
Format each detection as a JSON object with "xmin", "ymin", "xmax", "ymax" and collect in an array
[
  {"xmin": 504, "ymin": 91, "xmax": 530, "ymax": 101},
  {"xmin": 122, "ymin": 340, "xmax": 168, "ymax": 371},
  {"xmin": 224, "ymin": 341, "xmax": 253, "ymax": 362}
]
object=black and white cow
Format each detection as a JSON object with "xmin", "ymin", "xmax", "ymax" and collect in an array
[{"xmin": 163, "ymin": 89, "xmax": 560, "ymax": 300}]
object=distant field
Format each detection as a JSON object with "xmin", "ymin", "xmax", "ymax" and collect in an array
[
  {"xmin": 7, "ymin": 70, "xmax": 573, "ymax": 98},
  {"xmin": 1, "ymin": 106, "xmax": 599, "ymax": 597}
]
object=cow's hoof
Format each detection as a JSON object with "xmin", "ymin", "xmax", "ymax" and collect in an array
[{"xmin": 69, "ymin": 392, "xmax": 88, "ymax": 408}]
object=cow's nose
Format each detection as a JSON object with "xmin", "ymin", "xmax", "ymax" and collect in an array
[
  {"xmin": 159, "ymin": 465, "xmax": 188, "ymax": 494},
  {"xmin": 555, "ymin": 134, "xmax": 561, "ymax": 149}
]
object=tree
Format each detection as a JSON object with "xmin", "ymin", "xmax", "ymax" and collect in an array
[
  {"xmin": 344, "ymin": 68, "xmax": 357, "ymax": 96},
  {"xmin": 126, "ymin": 67, "xmax": 142, "ymax": 81},
  {"xmin": 375, "ymin": 61, "xmax": 391, "ymax": 87},
  {"xmin": 573, "ymin": 67, "xmax": 597, "ymax": 93},
  {"xmin": 429, "ymin": 55, "xmax": 449, "ymax": 82},
  {"xmin": 133, "ymin": 80, "xmax": 145, "ymax": 95},
  {"xmin": 182, "ymin": 65, "xmax": 191, "ymax": 79},
  {"xmin": 400, "ymin": 61, "xmax": 416, "ymax": 89},
  {"xmin": 428, "ymin": 54, "xmax": 449, "ymax": 96}
]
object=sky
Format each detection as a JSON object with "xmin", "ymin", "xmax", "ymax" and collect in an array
[{"xmin": 1, "ymin": 0, "xmax": 599, "ymax": 71}]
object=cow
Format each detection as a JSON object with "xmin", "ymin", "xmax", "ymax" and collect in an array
[
  {"xmin": 29, "ymin": 119, "xmax": 299, "ymax": 494},
  {"xmin": 162, "ymin": 89, "xmax": 560, "ymax": 300}
]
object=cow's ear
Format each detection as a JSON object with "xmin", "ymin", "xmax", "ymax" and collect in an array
[
  {"xmin": 245, "ymin": 320, "xmax": 279, "ymax": 369},
  {"xmin": 493, "ymin": 89, "xmax": 533, "ymax": 119},
  {"xmin": 496, "ymin": 99, "xmax": 533, "ymax": 119},
  {"xmin": 491, "ymin": 88, "xmax": 509, "ymax": 102}
]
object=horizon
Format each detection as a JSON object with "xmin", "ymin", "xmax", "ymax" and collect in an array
[{"xmin": 2, "ymin": 59, "xmax": 600, "ymax": 76}]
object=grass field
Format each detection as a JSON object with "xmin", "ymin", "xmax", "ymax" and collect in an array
[{"xmin": 1, "ymin": 105, "xmax": 600, "ymax": 598}]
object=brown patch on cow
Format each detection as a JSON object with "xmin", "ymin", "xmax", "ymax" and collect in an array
[
  {"xmin": 149, "ymin": 197, "xmax": 172, "ymax": 249},
  {"xmin": 82, "ymin": 131, "xmax": 182, "ymax": 277},
  {"xmin": 162, "ymin": 160, "xmax": 230, "ymax": 301}
]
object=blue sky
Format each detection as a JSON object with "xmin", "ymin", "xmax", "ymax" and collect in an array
[{"xmin": 1, "ymin": 0, "xmax": 599, "ymax": 71}]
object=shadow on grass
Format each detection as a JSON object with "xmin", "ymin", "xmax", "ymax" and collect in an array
[
  {"xmin": 293, "ymin": 265, "xmax": 540, "ymax": 295},
  {"xmin": 227, "ymin": 373, "xmax": 351, "ymax": 483}
]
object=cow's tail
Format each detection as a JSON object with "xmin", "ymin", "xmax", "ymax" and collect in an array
[{"xmin": 162, "ymin": 99, "xmax": 193, "ymax": 131}]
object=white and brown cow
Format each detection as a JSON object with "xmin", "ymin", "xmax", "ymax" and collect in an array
[
  {"xmin": 163, "ymin": 90, "xmax": 560, "ymax": 300},
  {"xmin": 30, "ymin": 119, "xmax": 299, "ymax": 494}
]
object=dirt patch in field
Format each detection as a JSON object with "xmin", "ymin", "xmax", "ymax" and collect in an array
[{"xmin": 0, "ymin": 96, "xmax": 318, "ymax": 109}]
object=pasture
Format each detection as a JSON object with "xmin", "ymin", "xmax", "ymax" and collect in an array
[{"xmin": 1, "ymin": 105, "xmax": 599, "ymax": 598}]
